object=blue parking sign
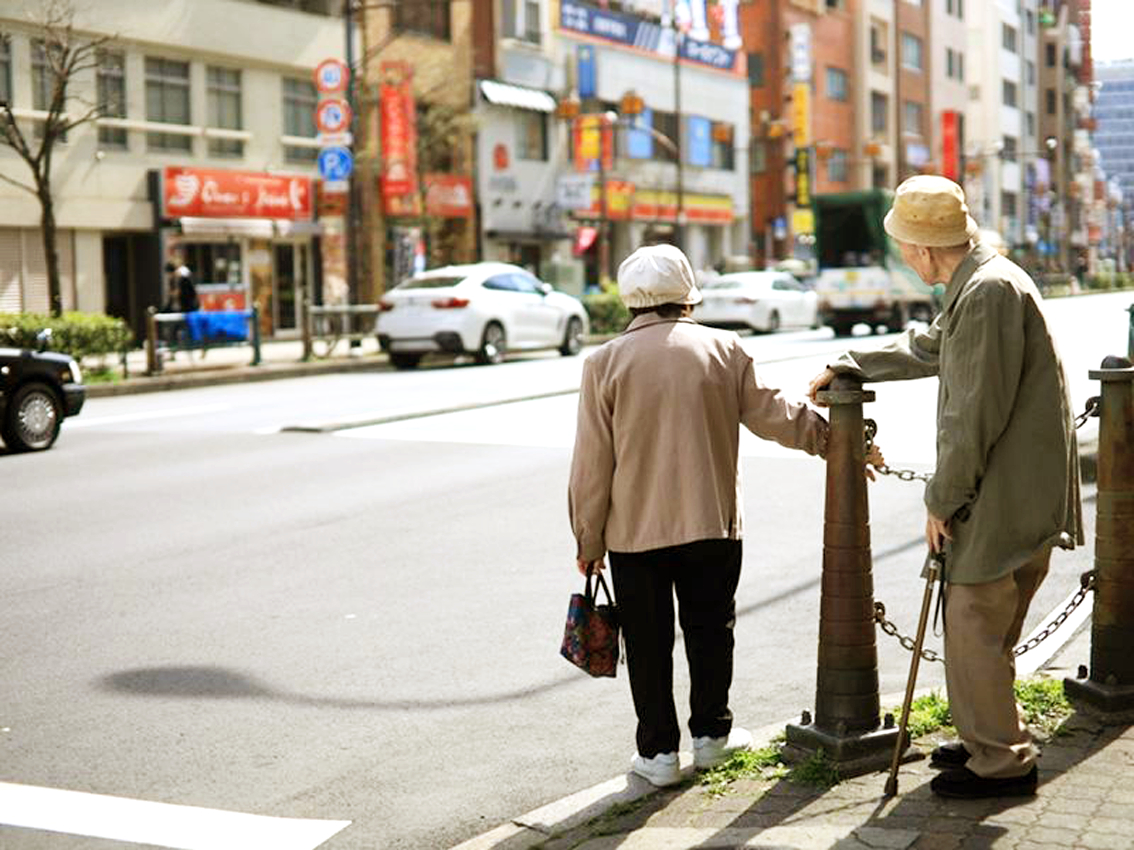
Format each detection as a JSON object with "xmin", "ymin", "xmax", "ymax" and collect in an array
[{"xmin": 318, "ymin": 146, "xmax": 353, "ymax": 181}]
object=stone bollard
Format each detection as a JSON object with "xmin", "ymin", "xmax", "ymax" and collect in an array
[
  {"xmin": 1066, "ymin": 355, "xmax": 1134, "ymax": 711},
  {"xmin": 784, "ymin": 374, "xmax": 907, "ymax": 775}
]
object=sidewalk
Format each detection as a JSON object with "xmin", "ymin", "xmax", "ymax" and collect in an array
[{"xmin": 456, "ymin": 620, "xmax": 1133, "ymax": 850}]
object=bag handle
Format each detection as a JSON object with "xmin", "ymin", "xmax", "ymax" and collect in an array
[{"xmin": 585, "ymin": 564, "xmax": 614, "ymax": 606}]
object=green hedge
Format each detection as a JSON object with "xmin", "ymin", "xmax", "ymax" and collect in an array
[
  {"xmin": 581, "ymin": 289, "xmax": 630, "ymax": 335},
  {"xmin": 0, "ymin": 312, "xmax": 133, "ymax": 361},
  {"xmin": 1083, "ymin": 272, "xmax": 1134, "ymax": 291}
]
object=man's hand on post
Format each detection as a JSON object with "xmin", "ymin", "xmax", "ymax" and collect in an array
[
  {"xmin": 808, "ymin": 368, "xmax": 837, "ymax": 406},
  {"xmin": 865, "ymin": 443, "xmax": 885, "ymax": 482},
  {"xmin": 925, "ymin": 511, "xmax": 952, "ymax": 554},
  {"xmin": 577, "ymin": 557, "xmax": 605, "ymax": 576}
]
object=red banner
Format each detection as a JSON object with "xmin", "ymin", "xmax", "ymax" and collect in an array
[
  {"xmin": 424, "ymin": 175, "xmax": 474, "ymax": 218},
  {"xmin": 380, "ymin": 61, "xmax": 417, "ymax": 202},
  {"xmin": 941, "ymin": 110, "xmax": 960, "ymax": 182},
  {"xmin": 162, "ymin": 167, "xmax": 313, "ymax": 220},
  {"xmin": 574, "ymin": 115, "xmax": 613, "ymax": 173}
]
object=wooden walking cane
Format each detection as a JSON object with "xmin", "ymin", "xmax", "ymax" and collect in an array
[{"xmin": 883, "ymin": 551, "xmax": 943, "ymax": 798}]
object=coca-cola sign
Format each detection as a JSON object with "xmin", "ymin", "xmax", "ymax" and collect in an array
[
  {"xmin": 424, "ymin": 174, "xmax": 473, "ymax": 218},
  {"xmin": 162, "ymin": 167, "xmax": 313, "ymax": 220}
]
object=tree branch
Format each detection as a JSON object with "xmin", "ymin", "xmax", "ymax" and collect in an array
[{"xmin": 0, "ymin": 170, "xmax": 37, "ymax": 196}]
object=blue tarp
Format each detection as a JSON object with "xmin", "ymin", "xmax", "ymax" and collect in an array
[{"xmin": 185, "ymin": 311, "xmax": 251, "ymax": 344}]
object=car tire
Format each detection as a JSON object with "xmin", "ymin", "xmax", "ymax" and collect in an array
[
  {"xmin": 559, "ymin": 316, "xmax": 584, "ymax": 356},
  {"xmin": 475, "ymin": 322, "xmax": 506, "ymax": 365},
  {"xmin": 831, "ymin": 320, "xmax": 855, "ymax": 337},
  {"xmin": 2, "ymin": 381, "xmax": 62, "ymax": 452},
  {"xmin": 389, "ymin": 353, "xmax": 421, "ymax": 370}
]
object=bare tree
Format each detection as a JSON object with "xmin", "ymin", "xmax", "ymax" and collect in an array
[{"xmin": 0, "ymin": 0, "xmax": 110, "ymax": 316}]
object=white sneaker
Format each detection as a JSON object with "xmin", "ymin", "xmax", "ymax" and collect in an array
[
  {"xmin": 693, "ymin": 727, "xmax": 753, "ymax": 769},
  {"xmin": 630, "ymin": 751, "xmax": 681, "ymax": 787}
]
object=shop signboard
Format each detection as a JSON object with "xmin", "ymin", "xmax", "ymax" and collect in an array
[
  {"xmin": 379, "ymin": 61, "xmax": 418, "ymax": 203},
  {"xmin": 424, "ymin": 175, "xmax": 474, "ymax": 218},
  {"xmin": 162, "ymin": 167, "xmax": 313, "ymax": 220}
]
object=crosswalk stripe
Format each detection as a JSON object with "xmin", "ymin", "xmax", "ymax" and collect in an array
[{"xmin": 0, "ymin": 782, "xmax": 350, "ymax": 850}]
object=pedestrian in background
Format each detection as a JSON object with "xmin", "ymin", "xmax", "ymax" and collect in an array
[
  {"xmin": 809, "ymin": 175, "xmax": 1082, "ymax": 799},
  {"xmin": 176, "ymin": 265, "xmax": 199, "ymax": 313},
  {"xmin": 568, "ymin": 244, "xmax": 839, "ymax": 787}
]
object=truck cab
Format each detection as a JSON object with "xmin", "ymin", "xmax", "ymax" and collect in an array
[{"xmin": 812, "ymin": 190, "xmax": 937, "ymax": 336}]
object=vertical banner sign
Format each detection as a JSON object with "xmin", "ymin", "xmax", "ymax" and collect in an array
[
  {"xmin": 379, "ymin": 61, "xmax": 418, "ymax": 209},
  {"xmin": 792, "ymin": 82, "xmax": 810, "ymax": 148},
  {"xmin": 789, "ymin": 23, "xmax": 812, "ymax": 82},
  {"xmin": 577, "ymin": 44, "xmax": 597, "ymax": 99},
  {"xmin": 941, "ymin": 110, "xmax": 959, "ymax": 181},
  {"xmin": 794, "ymin": 147, "xmax": 812, "ymax": 207},
  {"xmin": 574, "ymin": 115, "xmax": 613, "ymax": 173}
]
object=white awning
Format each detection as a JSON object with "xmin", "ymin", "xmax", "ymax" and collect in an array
[
  {"xmin": 178, "ymin": 217, "xmax": 323, "ymax": 238},
  {"xmin": 479, "ymin": 80, "xmax": 557, "ymax": 113}
]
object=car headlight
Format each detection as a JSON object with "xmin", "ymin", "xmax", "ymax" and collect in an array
[{"xmin": 67, "ymin": 360, "xmax": 82, "ymax": 385}]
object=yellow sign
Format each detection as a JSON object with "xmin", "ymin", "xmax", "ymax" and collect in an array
[
  {"xmin": 792, "ymin": 208, "xmax": 814, "ymax": 236},
  {"xmin": 792, "ymin": 83, "xmax": 810, "ymax": 147}
]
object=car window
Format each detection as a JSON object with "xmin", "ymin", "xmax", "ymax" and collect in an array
[
  {"xmin": 482, "ymin": 274, "xmax": 518, "ymax": 292},
  {"xmin": 702, "ymin": 279, "xmax": 742, "ymax": 290},
  {"xmin": 509, "ymin": 273, "xmax": 543, "ymax": 294},
  {"xmin": 394, "ymin": 275, "xmax": 465, "ymax": 290}
]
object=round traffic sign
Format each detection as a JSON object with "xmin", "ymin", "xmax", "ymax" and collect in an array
[
  {"xmin": 315, "ymin": 98, "xmax": 352, "ymax": 134},
  {"xmin": 314, "ymin": 58, "xmax": 349, "ymax": 94},
  {"xmin": 317, "ymin": 146, "xmax": 353, "ymax": 182}
]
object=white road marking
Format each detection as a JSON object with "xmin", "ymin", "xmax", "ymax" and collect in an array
[
  {"xmin": 0, "ymin": 782, "xmax": 350, "ymax": 850},
  {"xmin": 68, "ymin": 404, "xmax": 232, "ymax": 428}
]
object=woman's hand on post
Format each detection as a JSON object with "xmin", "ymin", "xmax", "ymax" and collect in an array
[
  {"xmin": 865, "ymin": 442, "xmax": 885, "ymax": 482},
  {"xmin": 808, "ymin": 368, "xmax": 836, "ymax": 406}
]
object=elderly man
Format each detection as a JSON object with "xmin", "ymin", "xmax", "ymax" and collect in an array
[
  {"xmin": 809, "ymin": 175, "xmax": 1082, "ymax": 799},
  {"xmin": 569, "ymin": 244, "xmax": 833, "ymax": 787}
]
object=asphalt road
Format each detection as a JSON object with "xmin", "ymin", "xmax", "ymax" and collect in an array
[{"xmin": 1, "ymin": 291, "xmax": 1125, "ymax": 849}]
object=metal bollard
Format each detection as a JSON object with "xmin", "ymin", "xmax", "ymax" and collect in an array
[
  {"xmin": 1066, "ymin": 355, "xmax": 1134, "ymax": 711},
  {"xmin": 1127, "ymin": 304, "xmax": 1133, "ymax": 360},
  {"xmin": 784, "ymin": 374, "xmax": 908, "ymax": 775},
  {"xmin": 145, "ymin": 306, "xmax": 161, "ymax": 376}
]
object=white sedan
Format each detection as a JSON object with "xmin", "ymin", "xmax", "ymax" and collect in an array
[
  {"xmin": 693, "ymin": 271, "xmax": 819, "ymax": 333},
  {"xmin": 376, "ymin": 262, "xmax": 590, "ymax": 369}
]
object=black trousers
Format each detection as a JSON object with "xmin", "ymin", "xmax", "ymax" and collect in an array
[{"xmin": 609, "ymin": 539, "xmax": 743, "ymax": 758}]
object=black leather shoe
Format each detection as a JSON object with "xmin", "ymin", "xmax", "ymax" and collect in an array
[
  {"xmin": 930, "ymin": 765, "xmax": 1038, "ymax": 799},
  {"xmin": 929, "ymin": 741, "xmax": 971, "ymax": 768}
]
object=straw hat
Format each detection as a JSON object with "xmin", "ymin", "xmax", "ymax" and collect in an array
[
  {"xmin": 617, "ymin": 244, "xmax": 702, "ymax": 309},
  {"xmin": 883, "ymin": 175, "xmax": 979, "ymax": 248}
]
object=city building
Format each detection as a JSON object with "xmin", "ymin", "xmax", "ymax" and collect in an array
[
  {"xmin": 0, "ymin": 0, "xmax": 346, "ymax": 339},
  {"xmin": 1093, "ymin": 59, "xmax": 1134, "ymax": 269}
]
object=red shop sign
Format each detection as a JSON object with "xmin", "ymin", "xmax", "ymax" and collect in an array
[
  {"xmin": 380, "ymin": 61, "xmax": 417, "ymax": 199},
  {"xmin": 424, "ymin": 174, "xmax": 474, "ymax": 218},
  {"xmin": 163, "ymin": 167, "xmax": 313, "ymax": 220}
]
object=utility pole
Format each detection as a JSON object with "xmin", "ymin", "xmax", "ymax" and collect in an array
[
  {"xmin": 672, "ymin": 25, "xmax": 686, "ymax": 251},
  {"xmin": 344, "ymin": 0, "xmax": 363, "ymax": 310}
]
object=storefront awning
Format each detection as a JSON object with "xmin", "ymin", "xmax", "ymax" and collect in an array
[
  {"xmin": 179, "ymin": 217, "xmax": 323, "ymax": 238},
  {"xmin": 479, "ymin": 80, "xmax": 557, "ymax": 113}
]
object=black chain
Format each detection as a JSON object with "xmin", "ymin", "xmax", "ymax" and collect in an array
[
  {"xmin": 874, "ymin": 570, "xmax": 1096, "ymax": 663},
  {"xmin": 1075, "ymin": 396, "xmax": 1100, "ymax": 430}
]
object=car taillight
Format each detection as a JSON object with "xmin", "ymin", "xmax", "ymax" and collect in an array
[
  {"xmin": 431, "ymin": 297, "xmax": 470, "ymax": 309},
  {"xmin": 378, "ymin": 299, "xmax": 395, "ymax": 312}
]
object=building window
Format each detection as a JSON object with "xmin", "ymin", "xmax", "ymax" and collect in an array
[
  {"xmin": 394, "ymin": 0, "xmax": 450, "ymax": 41},
  {"xmin": 902, "ymin": 100, "xmax": 923, "ymax": 136},
  {"xmin": 1001, "ymin": 190, "xmax": 1017, "ymax": 218},
  {"xmin": 870, "ymin": 21, "xmax": 887, "ymax": 65},
  {"xmin": 283, "ymin": 77, "xmax": 318, "ymax": 162},
  {"xmin": 747, "ymin": 52, "xmax": 764, "ymax": 87},
  {"xmin": 145, "ymin": 57, "xmax": 192, "ymax": 152},
  {"xmin": 0, "ymin": 35, "xmax": 11, "ymax": 106},
  {"xmin": 1046, "ymin": 87, "xmax": 1057, "ymax": 115},
  {"xmin": 1026, "ymin": 111, "xmax": 1035, "ymax": 138},
  {"xmin": 1026, "ymin": 9, "xmax": 1036, "ymax": 34},
  {"xmin": 827, "ymin": 148, "xmax": 848, "ymax": 182},
  {"xmin": 945, "ymin": 0, "xmax": 963, "ymax": 16},
  {"xmin": 1002, "ymin": 135, "xmax": 1018, "ymax": 162},
  {"xmin": 1002, "ymin": 24, "xmax": 1017, "ymax": 53},
  {"xmin": 901, "ymin": 33, "xmax": 923, "ymax": 71},
  {"xmin": 515, "ymin": 110, "xmax": 547, "ymax": 161},
  {"xmin": 959, "ymin": 52, "xmax": 965, "ymax": 81},
  {"xmin": 207, "ymin": 66, "xmax": 243, "ymax": 158},
  {"xmin": 1003, "ymin": 78, "xmax": 1018, "ymax": 108},
  {"xmin": 653, "ymin": 110, "xmax": 679, "ymax": 164},
  {"xmin": 502, "ymin": 0, "xmax": 540, "ymax": 45},
  {"xmin": 871, "ymin": 91, "xmax": 888, "ymax": 133},
  {"xmin": 826, "ymin": 67, "xmax": 848, "ymax": 102},
  {"xmin": 96, "ymin": 49, "xmax": 127, "ymax": 149},
  {"xmin": 1026, "ymin": 60, "xmax": 1036, "ymax": 86},
  {"xmin": 1046, "ymin": 42, "xmax": 1057, "ymax": 67},
  {"xmin": 711, "ymin": 123, "xmax": 734, "ymax": 170},
  {"xmin": 750, "ymin": 138, "xmax": 766, "ymax": 174},
  {"xmin": 31, "ymin": 40, "xmax": 63, "ymax": 140}
]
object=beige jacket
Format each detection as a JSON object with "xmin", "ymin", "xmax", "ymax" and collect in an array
[
  {"xmin": 569, "ymin": 314, "xmax": 828, "ymax": 560},
  {"xmin": 832, "ymin": 241, "xmax": 1083, "ymax": 584}
]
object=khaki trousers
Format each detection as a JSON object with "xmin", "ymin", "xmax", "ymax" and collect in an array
[{"xmin": 943, "ymin": 547, "xmax": 1052, "ymax": 778}]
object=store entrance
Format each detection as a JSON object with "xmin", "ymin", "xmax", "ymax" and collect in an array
[{"xmin": 273, "ymin": 242, "xmax": 308, "ymax": 333}]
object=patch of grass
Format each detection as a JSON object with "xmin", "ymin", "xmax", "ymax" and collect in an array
[
  {"xmin": 1015, "ymin": 677, "xmax": 1073, "ymax": 734},
  {"xmin": 787, "ymin": 748, "xmax": 841, "ymax": 787},
  {"xmin": 699, "ymin": 745, "xmax": 787, "ymax": 797},
  {"xmin": 902, "ymin": 690, "xmax": 954, "ymax": 739},
  {"xmin": 82, "ymin": 366, "xmax": 123, "ymax": 385}
]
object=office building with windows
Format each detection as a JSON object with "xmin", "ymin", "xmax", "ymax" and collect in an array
[{"xmin": 0, "ymin": 0, "xmax": 344, "ymax": 339}]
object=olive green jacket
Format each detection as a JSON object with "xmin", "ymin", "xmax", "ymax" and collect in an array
[
  {"xmin": 569, "ymin": 314, "xmax": 828, "ymax": 561},
  {"xmin": 832, "ymin": 241, "xmax": 1083, "ymax": 584}
]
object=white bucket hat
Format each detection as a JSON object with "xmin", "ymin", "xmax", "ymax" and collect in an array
[
  {"xmin": 883, "ymin": 175, "xmax": 979, "ymax": 248},
  {"xmin": 617, "ymin": 244, "xmax": 702, "ymax": 309}
]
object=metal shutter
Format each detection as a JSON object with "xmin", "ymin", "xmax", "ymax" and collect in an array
[{"xmin": 0, "ymin": 228, "xmax": 21, "ymax": 313}]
